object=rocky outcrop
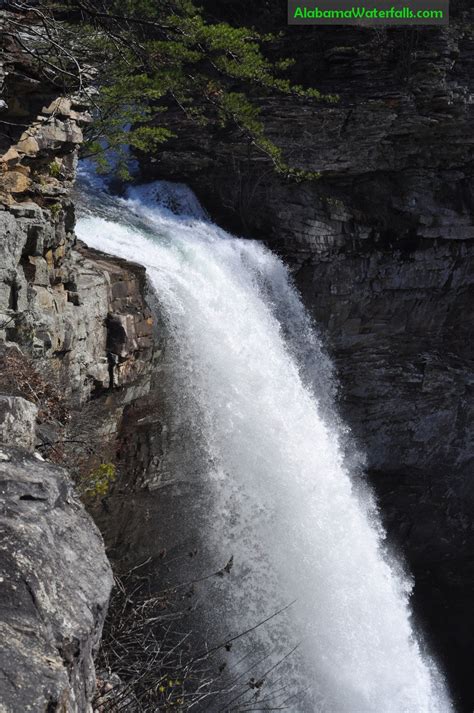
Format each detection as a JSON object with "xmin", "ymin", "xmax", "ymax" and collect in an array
[
  {"xmin": 0, "ymin": 10, "xmax": 157, "ymax": 712},
  {"xmin": 0, "ymin": 445, "xmax": 113, "ymax": 713},
  {"xmin": 138, "ymin": 14, "xmax": 474, "ymax": 711},
  {"xmin": 0, "ymin": 197, "xmax": 154, "ymax": 406},
  {"xmin": 0, "ymin": 9, "xmax": 154, "ymax": 406},
  {"xmin": 0, "ymin": 8, "xmax": 89, "ymax": 204},
  {"xmin": 0, "ymin": 394, "xmax": 37, "ymax": 451},
  {"xmin": 0, "ymin": 395, "xmax": 113, "ymax": 713}
]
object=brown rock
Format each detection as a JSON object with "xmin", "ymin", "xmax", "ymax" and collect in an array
[
  {"xmin": 16, "ymin": 134, "xmax": 40, "ymax": 157},
  {"xmin": 0, "ymin": 170, "xmax": 30, "ymax": 195},
  {"xmin": 0, "ymin": 147, "xmax": 20, "ymax": 165},
  {"xmin": 42, "ymin": 97, "xmax": 72, "ymax": 116}
]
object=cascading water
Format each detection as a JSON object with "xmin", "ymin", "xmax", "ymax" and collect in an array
[{"xmin": 76, "ymin": 172, "xmax": 452, "ymax": 713}]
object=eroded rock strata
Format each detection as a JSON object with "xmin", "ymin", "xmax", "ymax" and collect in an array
[{"xmin": 0, "ymin": 13, "xmax": 156, "ymax": 711}]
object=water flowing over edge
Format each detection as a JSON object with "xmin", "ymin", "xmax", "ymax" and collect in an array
[{"xmin": 75, "ymin": 168, "xmax": 453, "ymax": 713}]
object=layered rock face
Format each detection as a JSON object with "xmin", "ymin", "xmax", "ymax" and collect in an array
[
  {"xmin": 0, "ymin": 10, "xmax": 154, "ymax": 405},
  {"xmin": 0, "ymin": 11, "xmax": 156, "ymax": 711},
  {"xmin": 139, "ymin": 15, "xmax": 474, "ymax": 710}
]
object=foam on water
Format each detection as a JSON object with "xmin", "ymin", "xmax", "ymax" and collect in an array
[{"xmin": 76, "ymin": 175, "xmax": 452, "ymax": 712}]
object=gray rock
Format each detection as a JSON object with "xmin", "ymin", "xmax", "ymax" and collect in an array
[
  {"xmin": 0, "ymin": 396, "xmax": 37, "ymax": 451},
  {"xmin": 0, "ymin": 204, "xmax": 154, "ymax": 406},
  {"xmin": 0, "ymin": 449, "xmax": 113, "ymax": 712}
]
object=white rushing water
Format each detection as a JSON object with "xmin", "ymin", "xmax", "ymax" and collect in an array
[{"xmin": 76, "ymin": 174, "xmax": 452, "ymax": 713}]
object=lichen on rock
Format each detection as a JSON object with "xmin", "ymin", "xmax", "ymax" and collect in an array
[{"xmin": 0, "ymin": 448, "xmax": 113, "ymax": 713}]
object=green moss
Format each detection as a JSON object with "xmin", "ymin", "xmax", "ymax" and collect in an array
[
  {"xmin": 50, "ymin": 203, "xmax": 61, "ymax": 220},
  {"xmin": 48, "ymin": 160, "xmax": 62, "ymax": 179},
  {"xmin": 83, "ymin": 462, "xmax": 117, "ymax": 498}
]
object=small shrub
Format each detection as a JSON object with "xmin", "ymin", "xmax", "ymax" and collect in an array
[
  {"xmin": 94, "ymin": 556, "xmax": 301, "ymax": 712},
  {"xmin": 83, "ymin": 462, "xmax": 116, "ymax": 498},
  {"xmin": 50, "ymin": 202, "xmax": 62, "ymax": 220},
  {"xmin": 48, "ymin": 160, "xmax": 62, "ymax": 178}
]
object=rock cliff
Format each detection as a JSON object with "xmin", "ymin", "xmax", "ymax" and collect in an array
[
  {"xmin": 0, "ymin": 10, "xmax": 156, "ymax": 711},
  {"xmin": 0, "ymin": 435, "xmax": 113, "ymax": 713}
]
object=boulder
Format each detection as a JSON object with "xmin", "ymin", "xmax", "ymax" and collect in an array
[{"xmin": 0, "ymin": 449, "xmax": 113, "ymax": 712}]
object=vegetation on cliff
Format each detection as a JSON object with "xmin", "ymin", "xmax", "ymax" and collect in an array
[{"xmin": 7, "ymin": 0, "xmax": 334, "ymax": 178}]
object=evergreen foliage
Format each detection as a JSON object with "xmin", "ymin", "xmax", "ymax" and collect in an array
[{"xmin": 12, "ymin": 1, "xmax": 337, "ymax": 178}]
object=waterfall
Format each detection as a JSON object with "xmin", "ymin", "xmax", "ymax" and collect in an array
[{"xmin": 76, "ymin": 174, "xmax": 452, "ymax": 713}]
